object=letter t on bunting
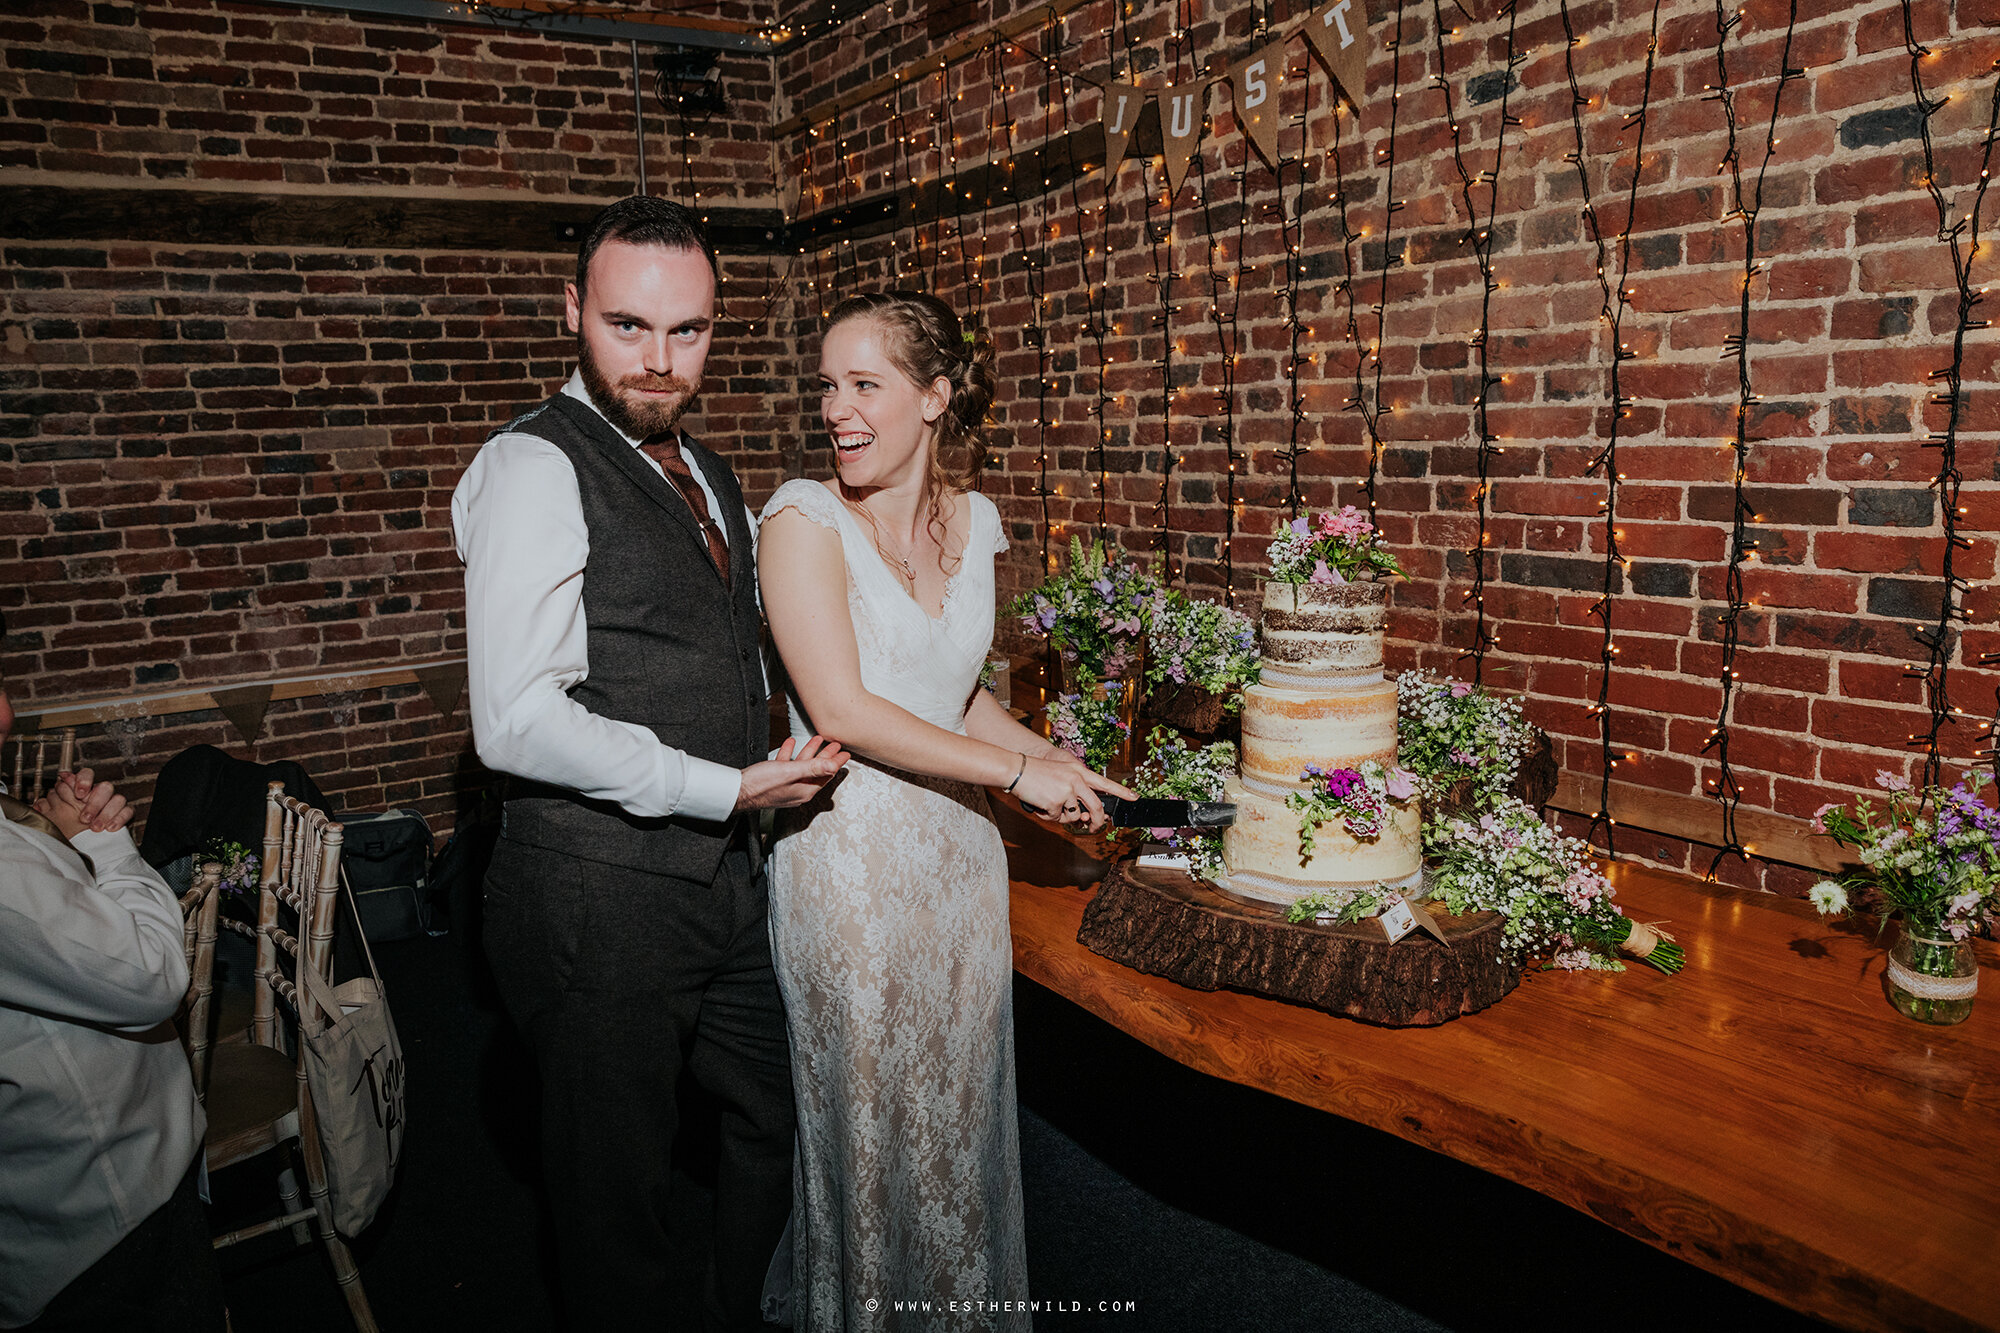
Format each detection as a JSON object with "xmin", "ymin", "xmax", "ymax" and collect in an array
[
  {"xmin": 1096, "ymin": 81, "xmax": 1146, "ymax": 177},
  {"xmin": 1306, "ymin": 0, "xmax": 1370, "ymax": 112},
  {"xmin": 1230, "ymin": 40, "xmax": 1289, "ymax": 170},
  {"xmin": 1160, "ymin": 78, "xmax": 1207, "ymax": 200}
]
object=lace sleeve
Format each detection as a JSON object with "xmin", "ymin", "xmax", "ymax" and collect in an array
[
  {"xmin": 973, "ymin": 492, "xmax": 1008, "ymax": 556},
  {"xmin": 759, "ymin": 478, "xmax": 844, "ymax": 532}
]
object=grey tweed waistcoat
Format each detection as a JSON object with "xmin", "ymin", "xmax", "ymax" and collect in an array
[{"xmin": 496, "ymin": 392, "xmax": 766, "ymax": 883}]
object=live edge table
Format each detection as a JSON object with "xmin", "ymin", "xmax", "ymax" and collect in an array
[{"xmin": 995, "ymin": 803, "xmax": 2000, "ymax": 1333}]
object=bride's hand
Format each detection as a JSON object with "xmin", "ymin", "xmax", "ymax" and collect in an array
[{"xmin": 1010, "ymin": 756, "xmax": 1138, "ymax": 833}]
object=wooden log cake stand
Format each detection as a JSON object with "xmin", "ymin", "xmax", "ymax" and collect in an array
[{"xmin": 1076, "ymin": 860, "xmax": 1520, "ymax": 1027}]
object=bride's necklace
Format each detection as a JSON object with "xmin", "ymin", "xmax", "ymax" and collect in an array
[{"xmin": 844, "ymin": 498, "xmax": 923, "ymax": 587}]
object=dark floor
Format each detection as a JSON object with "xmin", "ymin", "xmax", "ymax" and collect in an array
[{"xmin": 212, "ymin": 909, "xmax": 1832, "ymax": 1333}]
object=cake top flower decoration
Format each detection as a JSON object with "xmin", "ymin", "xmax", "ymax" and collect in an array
[{"xmin": 1266, "ymin": 508, "xmax": 1408, "ymax": 584}]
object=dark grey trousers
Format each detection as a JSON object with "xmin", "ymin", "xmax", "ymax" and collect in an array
[{"xmin": 483, "ymin": 834, "xmax": 794, "ymax": 1333}]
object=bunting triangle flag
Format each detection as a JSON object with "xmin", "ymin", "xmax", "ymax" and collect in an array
[
  {"xmin": 1305, "ymin": 0, "xmax": 1371, "ymax": 111},
  {"xmin": 1230, "ymin": 39, "xmax": 1289, "ymax": 169},
  {"xmin": 1160, "ymin": 78, "xmax": 1207, "ymax": 199},
  {"xmin": 213, "ymin": 683, "xmax": 274, "ymax": 746},
  {"xmin": 1097, "ymin": 81, "xmax": 1146, "ymax": 176},
  {"xmin": 414, "ymin": 661, "xmax": 467, "ymax": 719}
]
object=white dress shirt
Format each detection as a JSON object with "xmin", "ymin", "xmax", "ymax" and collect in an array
[
  {"xmin": 452, "ymin": 373, "xmax": 758, "ymax": 820},
  {"xmin": 0, "ymin": 811, "xmax": 205, "ymax": 1327}
]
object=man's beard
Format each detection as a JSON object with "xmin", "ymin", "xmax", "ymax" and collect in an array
[{"xmin": 578, "ymin": 338, "xmax": 700, "ymax": 440}]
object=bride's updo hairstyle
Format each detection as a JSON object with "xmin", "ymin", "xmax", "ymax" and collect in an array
[{"xmin": 824, "ymin": 290, "xmax": 995, "ymax": 495}]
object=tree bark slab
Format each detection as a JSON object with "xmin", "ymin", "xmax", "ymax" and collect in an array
[{"xmin": 1077, "ymin": 861, "xmax": 1520, "ymax": 1027}]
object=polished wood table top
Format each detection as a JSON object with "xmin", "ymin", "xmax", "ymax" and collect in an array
[{"xmin": 997, "ymin": 804, "xmax": 2000, "ymax": 1333}]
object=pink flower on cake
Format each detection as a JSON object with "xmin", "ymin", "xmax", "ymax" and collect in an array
[
  {"xmin": 1307, "ymin": 558, "xmax": 1345, "ymax": 586},
  {"xmin": 1875, "ymin": 769, "xmax": 1911, "ymax": 793},
  {"xmin": 1384, "ymin": 768, "xmax": 1417, "ymax": 801},
  {"xmin": 1450, "ymin": 682, "xmax": 1473, "ymax": 698}
]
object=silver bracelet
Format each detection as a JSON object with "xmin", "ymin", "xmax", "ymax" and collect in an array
[{"xmin": 1002, "ymin": 752, "xmax": 1028, "ymax": 793}]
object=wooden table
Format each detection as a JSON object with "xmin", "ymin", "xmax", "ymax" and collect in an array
[{"xmin": 997, "ymin": 803, "xmax": 2000, "ymax": 1333}]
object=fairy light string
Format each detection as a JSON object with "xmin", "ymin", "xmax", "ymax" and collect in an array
[
  {"xmin": 1330, "ymin": 100, "xmax": 1386, "ymax": 526},
  {"xmin": 1144, "ymin": 20, "xmax": 1188, "ymax": 585},
  {"xmin": 1280, "ymin": 84, "xmax": 1310, "ymax": 519},
  {"xmin": 1191, "ymin": 75, "xmax": 1244, "ymax": 595},
  {"xmin": 1699, "ymin": 0, "xmax": 1800, "ymax": 879},
  {"xmin": 1430, "ymin": 0, "xmax": 1520, "ymax": 683},
  {"xmin": 1063, "ymin": 70, "xmax": 1114, "ymax": 544},
  {"xmin": 1368, "ymin": 0, "xmax": 1408, "ymax": 529},
  {"xmin": 1900, "ymin": 19, "xmax": 2000, "ymax": 787},
  {"xmin": 1562, "ymin": 0, "xmax": 1662, "ymax": 852}
]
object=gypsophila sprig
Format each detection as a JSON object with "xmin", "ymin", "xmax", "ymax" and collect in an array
[
  {"xmin": 203, "ymin": 838, "xmax": 260, "ymax": 901},
  {"xmin": 1287, "ymin": 760, "xmax": 1418, "ymax": 860},
  {"xmin": 1284, "ymin": 885, "xmax": 1396, "ymax": 926},
  {"xmin": 1426, "ymin": 800, "xmax": 1682, "ymax": 974},
  {"xmin": 1143, "ymin": 592, "xmax": 1260, "ymax": 708},
  {"xmin": 1396, "ymin": 670, "xmax": 1534, "ymax": 807},
  {"xmin": 1046, "ymin": 691, "xmax": 1129, "ymax": 773},
  {"xmin": 1121, "ymin": 724, "xmax": 1236, "ymax": 880},
  {"xmin": 1812, "ymin": 769, "xmax": 2000, "ymax": 943},
  {"xmin": 1265, "ymin": 508, "xmax": 1408, "ymax": 585},
  {"xmin": 1007, "ymin": 537, "xmax": 1164, "ymax": 683}
]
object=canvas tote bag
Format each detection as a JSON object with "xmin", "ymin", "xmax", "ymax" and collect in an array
[{"xmin": 292, "ymin": 873, "xmax": 407, "ymax": 1237}]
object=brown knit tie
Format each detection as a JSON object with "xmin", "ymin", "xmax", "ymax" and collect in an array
[{"xmin": 640, "ymin": 437, "xmax": 730, "ymax": 583}]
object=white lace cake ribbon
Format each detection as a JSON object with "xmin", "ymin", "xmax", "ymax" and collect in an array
[{"xmin": 1886, "ymin": 955, "xmax": 1979, "ymax": 1001}]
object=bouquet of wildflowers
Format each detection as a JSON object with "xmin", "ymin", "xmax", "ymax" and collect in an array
[
  {"xmin": 203, "ymin": 838, "xmax": 261, "ymax": 901},
  {"xmin": 1047, "ymin": 691, "xmax": 1129, "ymax": 772},
  {"xmin": 1810, "ymin": 770, "xmax": 2000, "ymax": 943},
  {"xmin": 1395, "ymin": 670, "xmax": 1535, "ymax": 808},
  {"xmin": 1266, "ymin": 507, "xmax": 1408, "ymax": 585},
  {"xmin": 1427, "ymin": 800, "xmax": 1684, "ymax": 974},
  {"xmin": 1287, "ymin": 761, "xmax": 1418, "ymax": 859},
  {"xmin": 1118, "ymin": 725, "xmax": 1235, "ymax": 880},
  {"xmin": 1008, "ymin": 537, "xmax": 1164, "ymax": 683},
  {"xmin": 1284, "ymin": 884, "xmax": 1397, "ymax": 925},
  {"xmin": 1143, "ymin": 592, "xmax": 1260, "ymax": 708}
]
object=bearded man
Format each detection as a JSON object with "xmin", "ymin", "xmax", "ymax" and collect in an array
[{"xmin": 451, "ymin": 196, "xmax": 845, "ymax": 1332}]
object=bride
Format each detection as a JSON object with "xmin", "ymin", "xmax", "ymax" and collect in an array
[{"xmin": 757, "ymin": 291, "xmax": 1132, "ymax": 1330}]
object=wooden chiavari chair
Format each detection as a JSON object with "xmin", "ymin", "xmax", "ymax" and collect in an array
[
  {"xmin": 177, "ymin": 860, "xmax": 223, "ymax": 1098},
  {"xmin": 193, "ymin": 781, "xmax": 380, "ymax": 1332},
  {"xmin": 5, "ymin": 725, "xmax": 74, "ymax": 801}
]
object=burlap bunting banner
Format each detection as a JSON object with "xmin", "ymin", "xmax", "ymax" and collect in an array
[
  {"xmin": 1229, "ymin": 39, "xmax": 1289, "ymax": 169},
  {"xmin": 1160, "ymin": 78, "xmax": 1206, "ymax": 198},
  {"xmin": 1305, "ymin": 0, "xmax": 1370, "ymax": 112},
  {"xmin": 1098, "ymin": 81, "xmax": 1145, "ymax": 175},
  {"xmin": 212, "ymin": 682, "xmax": 273, "ymax": 746},
  {"xmin": 413, "ymin": 661, "xmax": 467, "ymax": 720}
]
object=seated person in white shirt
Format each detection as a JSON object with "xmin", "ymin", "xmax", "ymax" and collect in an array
[{"xmin": 0, "ymin": 666, "xmax": 225, "ymax": 1333}]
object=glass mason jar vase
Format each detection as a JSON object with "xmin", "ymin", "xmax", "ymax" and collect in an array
[{"xmin": 1885, "ymin": 924, "xmax": 1978, "ymax": 1026}]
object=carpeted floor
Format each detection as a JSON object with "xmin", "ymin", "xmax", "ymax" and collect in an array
[{"xmin": 210, "ymin": 913, "xmax": 1831, "ymax": 1333}]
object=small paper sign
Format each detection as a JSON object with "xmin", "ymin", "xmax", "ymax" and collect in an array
[
  {"xmin": 213, "ymin": 682, "xmax": 274, "ymax": 746},
  {"xmin": 413, "ymin": 661, "xmax": 467, "ymax": 719},
  {"xmin": 1378, "ymin": 893, "xmax": 1419, "ymax": 943}
]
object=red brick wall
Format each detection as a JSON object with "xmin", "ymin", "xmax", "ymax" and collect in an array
[
  {"xmin": 1, "ymin": 0, "xmax": 787, "ymax": 834},
  {"xmin": 772, "ymin": 0, "xmax": 2000, "ymax": 890}
]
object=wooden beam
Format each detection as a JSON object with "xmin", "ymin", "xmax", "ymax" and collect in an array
[
  {"xmin": 13, "ymin": 657, "xmax": 468, "ymax": 731},
  {"xmin": 773, "ymin": 0, "xmax": 1100, "ymax": 137},
  {"xmin": 1548, "ymin": 772, "xmax": 1842, "ymax": 872}
]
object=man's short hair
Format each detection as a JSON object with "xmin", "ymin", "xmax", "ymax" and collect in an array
[{"xmin": 574, "ymin": 196, "xmax": 719, "ymax": 297}]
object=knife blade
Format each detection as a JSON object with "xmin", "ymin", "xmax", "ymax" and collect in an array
[{"xmin": 1099, "ymin": 794, "xmax": 1238, "ymax": 828}]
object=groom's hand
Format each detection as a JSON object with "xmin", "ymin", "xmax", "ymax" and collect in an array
[{"xmin": 736, "ymin": 735, "xmax": 850, "ymax": 811}]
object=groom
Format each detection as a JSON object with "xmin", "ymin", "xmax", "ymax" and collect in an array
[{"xmin": 452, "ymin": 196, "xmax": 845, "ymax": 1331}]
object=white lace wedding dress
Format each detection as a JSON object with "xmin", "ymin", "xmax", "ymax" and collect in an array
[{"xmin": 759, "ymin": 479, "xmax": 1029, "ymax": 1333}]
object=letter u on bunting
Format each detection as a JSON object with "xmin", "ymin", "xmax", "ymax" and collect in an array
[
  {"xmin": 1097, "ymin": 81, "xmax": 1146, "ymax": 176},
  {"xmin": 1160, "ymin": 78, "xmax": 1206, "ymax": 199},
  {"xmin": 1307, "ymin": 0, "xmax": 1370, "ymax": 111},
  {"xmin": 1230, "ymin": 40, "xmax": 1289, "ymax": 170}
]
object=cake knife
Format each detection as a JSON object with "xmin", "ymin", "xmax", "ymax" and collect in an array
[{"xmin": 1097, "ymin": 794, "xmax": 1238, "ymax": 829}]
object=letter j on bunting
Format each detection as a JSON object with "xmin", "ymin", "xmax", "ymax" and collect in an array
[
  {"xmin": 1161, "ymin": 79, "xmax": 1207, "ymax": 199},
  {"xmin": 1307, "ymin": 0, "xmax": 1370, "ymax": 113},
  {"xmin": 1231, "ymin": 40, "xmax": 1289, "ymax": 169},
  {"xmin": 1097, "ymin": 81, "xmax": 1145, "ymax": 176}
]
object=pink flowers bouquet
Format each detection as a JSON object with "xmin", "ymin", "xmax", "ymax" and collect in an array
[
  {"xmin": 1008, "ymin": 537, "xmax": 1163, "ymax": 684},
  {"xmin": 1046, "ymin": 691, "xmax": 1129, "ymax": 773},
  {"xmin": 1265, "ymin": 507, "xmax": 1408, "ymax": 585},
  {"xmin": 1287, "ymin": 761, "xmax": 1418, "ymax": 857}
]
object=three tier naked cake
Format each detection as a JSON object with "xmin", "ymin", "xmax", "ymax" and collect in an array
[{"xmin": 1219, "ymin": 578, "xmax": 1423, "ymax": 906}]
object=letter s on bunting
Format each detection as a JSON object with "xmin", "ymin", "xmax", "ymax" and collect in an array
[
  {"xmin": 1306, "ymin": 0, "xmax": 1371, "ymax": 113},
  {"xmin": 1230, "ymin": 40, "xmax": 1289, "ymax": 169}
]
